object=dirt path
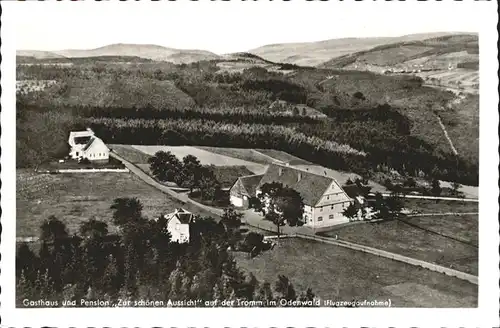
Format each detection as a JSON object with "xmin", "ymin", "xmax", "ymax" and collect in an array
[
  {"xmin": 110, "ymin": 151, "xmax": 224, "ymax": 217},
  {"xmin": 435, "ymin": 113, "xmax": 459, "ymax": 156}
]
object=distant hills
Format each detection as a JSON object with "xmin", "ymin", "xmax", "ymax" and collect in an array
[
  {"xmin": 247, "ymin": 32, "xmax": 468, "ymax": 66},
  {"xmin": 18, "ymin": 44, "xmax": 222, "ymax": 64},
  {"xmin": 17, "ymin": 32, "xmax": 478, "ymax": 69},
  {"xmin": 17, "ymin": 50, "xmax": 67, "ymax": 60},
  {"xmin": 319, "ymin": 34, "xmax": 478, "ymax": 70}
]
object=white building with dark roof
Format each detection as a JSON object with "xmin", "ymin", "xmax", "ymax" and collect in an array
[
  {"xmin": 230, "ymin": 163, "xmax": 354, "ymax": 228},
  {"xmin": 164, "ymin": 208, "xmax": 195, "ymax": 243},
  {"xmin": 68, "ymin": 128, "xmax": 109, "ymax": 163}
]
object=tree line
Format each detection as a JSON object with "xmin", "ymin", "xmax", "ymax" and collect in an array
[
  {"xmin": 17, "ymin": 199, "xmax": 318, "ymax": 307},
  {"xmin": 148, "ymin": 151, "xmax": 222, "ymax": 202},
  {"xmin": 79, "ymin": 105, "xmax": 322, "ymax": 124}
]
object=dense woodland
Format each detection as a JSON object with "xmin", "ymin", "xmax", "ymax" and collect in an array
[
  {"xmin": 16, "ymin": 59, "xmax": 478, "ymax": 185},
  {"xmin": 17, "ymin": 201, "xmax": 316, "ymax": 307}
]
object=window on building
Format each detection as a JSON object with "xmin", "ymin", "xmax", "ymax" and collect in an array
[
  {"xmin": 320, "ymin": 207, "xmax": 323, "ymax": 212},
  {"xmin": 329, "ymin": 214, "xmax": 334, "ymax": 220},
  {"xmin": 327, "ymin": 195, "xmax": 329, "ymax": 200},
  {"xmin": 331, "ymin": 205, "xmax": 334, "ymax": 209},
  {"xmin": 318, "ymin": 216, "xmax": 323, "ymax": 221}
]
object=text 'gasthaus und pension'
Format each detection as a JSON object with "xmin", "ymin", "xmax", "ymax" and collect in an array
[{"xmin": 23, "ymin": 298, "xmax": 392, "ymax": 308}]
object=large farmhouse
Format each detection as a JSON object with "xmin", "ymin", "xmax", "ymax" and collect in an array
[
  {"xmin": 68, "ymin": 128, "xmax": 109, "ymax": 163},
  {"xmin": 230, "ymin": 163, "xmax": 354, "ymax": 228}
]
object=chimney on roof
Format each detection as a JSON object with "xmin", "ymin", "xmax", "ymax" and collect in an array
[
  {"xmin": 297, "ymin": 172, "xmax": 302, "ymax": 182},
  {"xmin": 324, "ymin": 171, "xmax": 327, "ymax": 176}
]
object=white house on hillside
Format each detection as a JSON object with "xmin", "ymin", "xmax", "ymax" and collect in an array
[
  {"xmin": 164, "ymin": 208, "xmax": 194, "ymax": 244},
  {"xmin": 68, "ymin": 128, "xmax": 109, "ymax": 163}
]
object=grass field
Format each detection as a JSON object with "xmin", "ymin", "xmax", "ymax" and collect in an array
[
  {"xmin": 131, "ymin": 145, "xmax": 268, "ymax": 174},
  {"xmin": 109, "ymin": 144, "xmax": 152, "ymax": 164},
  {"xmin": 16, "ymin": 170, "xmax": 216, "ymax": 237},
  {"xmin": 195, "ymin": 146, "xmax": 274, "ymax": 164},
  {"xmin": 254, "ymin": 149, "xmax": 311, "ymax": 165},
  {"xmin": 404, "ymin": 198, "xmax": 478, "ymax": 214},
  {"xmin": 234, "ymin": 238, "xmax": 477, "ymax": 307},
  {"xmin": 324, "ymin": 215, "xmax": 478, "ymax": 275}
]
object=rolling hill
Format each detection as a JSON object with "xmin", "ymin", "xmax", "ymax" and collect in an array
[
  {"xmin": 17, "ymin": 44, "xmax": 222, "ymax": 64},
  {"xmin": 320, "ymin": 34, "xmax": 478, "ymax": 70},
  {"xmin": 19, "ymin": 77, "xmax": 196, "ymax": 111},
  {"xmin": 248, "ymin": 32, "xmax": 461, "ymax": 66},
  {"xmin": 16, "ymin": 50, "xmax": 66, "ymax": 60}
]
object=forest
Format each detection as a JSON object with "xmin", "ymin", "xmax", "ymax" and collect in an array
[
  {"xmin": 16, "ymin": 200, "xmax": 317, "ymax": 307},
  {"xmin": 16, "ymin": 59, "xmax": 479, "ymax": 185}
]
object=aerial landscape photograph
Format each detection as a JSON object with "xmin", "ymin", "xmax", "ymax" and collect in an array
[{"xmin": 14, "ymin": 5, "xmax": 480, "ymax": 309}]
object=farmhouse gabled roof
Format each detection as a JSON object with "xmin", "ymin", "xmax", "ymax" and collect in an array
[
  {"xmin": 239, "ymin": 174, "xmax": 264, "ymax": 196},
  {"xmin": 257, "ymin": 164, "xmax": 335, "ymax": 206},
  {"xmin": 82, "ymin": 137, "xmax": 96, "ymax": 151},
  {"xmin": 73, "ymin": 136, "xmax": 93, "ymax": 145},
  {"xmin": 81, "ymin": 136, "xmax": 108, "ymax": 152},
  {"xmin": 166, "ymin": 208, "xmax": 194, "ymax": 224}
]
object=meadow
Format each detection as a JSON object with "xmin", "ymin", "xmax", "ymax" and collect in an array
[
  {"xmin": 234, "ymin": 238, "xmax": 477, "ymax": 307},
  {"xmin": 130, "ymin": 145, "xmax": 268, "ymax": 175},
  {"xmin": 323, "ymin": 214, "xmax": 478, "ymax": 275},
  {"xmin": 16, "ymin": 170, "xmax": 214, "ymax": 237}
]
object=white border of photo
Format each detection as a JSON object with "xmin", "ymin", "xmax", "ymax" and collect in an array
[{"xmin": 1, "ymin": 0, "xmax": 498, "ymax": 327}]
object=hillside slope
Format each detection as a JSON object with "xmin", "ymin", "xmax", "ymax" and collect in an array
[
  {"xmin": 320, "ymin": 34, "xmax": 479, "ymax": 93},
  {"xmin": 16, "ymin": 50, "xmax": 66, "ymax": 60},
  {"xmin": 52, "ymin": 43, "xmax": 222, "ymax": 64},
  {"xmin": 19, "ymin": 77, "xmax": 196, "ymax": 111},
  {"xmin": 249, "ymin": 32, "xmax": 459, "ymax": 66},
  {"xmin": 320, "ymin": 34, "xmax": 478, "ymax": 71}
]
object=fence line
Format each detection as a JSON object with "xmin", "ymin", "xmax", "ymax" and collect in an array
[
  {"xmin": 407, "ymin": 212, "xmax": 478, "ymax": 217},
  {"xmin": 372, "ymin": 193, "xmax": 479, "ymax": 203},
  {"xmin": 56, "ymin": 168, "xmax": 129, "ymax": 173},
  {"xmin": 293, "ymin": 233, "xmax": 478, "ymax": 285}
]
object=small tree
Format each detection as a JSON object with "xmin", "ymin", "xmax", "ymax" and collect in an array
[
  {"xmin": 451, "ymin": 182, "xmax": 462, "ymax": 196},
  {"xmin": 386, "ymin": 193, "xmax": 404, "ymax": 216},
  {"xmin": 198, "ymin": 166, "xmax": 221, "ymax": 201},
  {"xmin": 147, "ymin": 151, "xmax": 182, "ymax": 183},
  {"xmin": 292, "ymin": 107, "xmax": 300, "ymax": 116},
  {"xmin": 431, "ymin": 179, "xmax": 442, "ymax": 201},
  {"xmin": 258, "ymin": 182, "xmax": 304, "ymax": 239},
  {"xmin": 301, "ymin": 107, "xmax": 307, "ymax": 116},
  {"xmin": 343, "ymin": 203, "xmax": 358, "ymax": 222},
  {"xmin": 79, "ymin": 218, "xmax": 109, "ymax": 239},
  {"xmin": 248, "ymin": 196, "xmax": 264, "ymax": 214},
  {"xmin": 180, "ymin": 155, "xmax": 203, "ymax": 193},
  {"xmin": 221, "ymin": 208, "xmax": 243, "ymax": 232},
  {"xmin": 274, "ymin": 275, "xmax": 296, "ymax": 303},
  {"xmin": 372, "ymin": 192, "xmax": 390, "ymax": 220},
  {"xmin": 404, "ymin": 177, "xmax": 417, "ymax": 188},
  {"xmin": 110, "ymin": 197, "xmax": 143, "ymax": 226},
  {"xmin": 40, "ymin": 216, "xmax": 69, "ymax": 243},
  {"xmin": 242, "ymin": 232, "xmax": 264, "ymax": 255}
]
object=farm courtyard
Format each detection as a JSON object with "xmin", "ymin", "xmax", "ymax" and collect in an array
[{"xmin": 234, "ymin": 238, "xmax": 477, "ymax": 307}]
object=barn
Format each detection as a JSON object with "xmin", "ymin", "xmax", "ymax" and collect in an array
[{"xmin": 229, "ymin": 174, "xmax": 264, "ymax": 208}]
